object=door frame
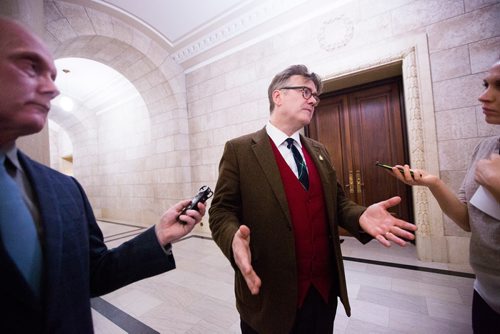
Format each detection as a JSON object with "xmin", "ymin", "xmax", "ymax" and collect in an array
[
  {"xmin": 313, "ymin": 34, "xmax": 454, "ymax": 263},
  {"xmin": 306, "ymin": 76, "xmax": 414, "ymax": 223}
]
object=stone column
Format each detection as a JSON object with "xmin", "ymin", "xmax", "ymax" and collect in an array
[{"xmin": 0, "ymin": 0, "xmax": 50, "ymax": 166}]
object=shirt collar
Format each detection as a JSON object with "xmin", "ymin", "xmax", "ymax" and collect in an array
[
  {"xmin": 3, "ymin": 145, "xmax": 22, "ymax": 171},
  {"xmin": 265, "ymin": 121, "xmax": 303, "ymax": 148}
]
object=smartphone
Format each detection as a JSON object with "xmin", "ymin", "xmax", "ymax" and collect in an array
[{"xmin": 375, "ymin": 161, "xmax": 415, "ymax": 176}]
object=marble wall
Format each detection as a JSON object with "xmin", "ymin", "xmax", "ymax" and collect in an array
[
  {"xmin": 41, "ymin": 0, "xmax": 500, "ymax": 264},
  {"xmin": 185, "ymin": 0, "xmax": 500, "ymax": 263}
]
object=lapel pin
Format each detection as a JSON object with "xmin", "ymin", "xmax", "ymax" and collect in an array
[{"xmin": 319, "ymin": 155, "xmax": 324, "ymax": 161}]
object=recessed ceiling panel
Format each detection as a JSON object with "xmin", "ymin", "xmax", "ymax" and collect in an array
[{"xmin": 100, "ymin": 0, "xmax": 250, "ymax": 42}]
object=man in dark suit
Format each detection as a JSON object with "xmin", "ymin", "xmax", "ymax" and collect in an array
[
  {"xmin": 209, "ymin": 64, "xmax": 418, "ymax": 334},
  {"xmin": 0, "ymin": 17, "xmax": 205, "ymax": 333}
]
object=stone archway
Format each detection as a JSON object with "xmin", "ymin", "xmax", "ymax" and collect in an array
[{"xmin": 43, "ymin": 0, "xmax": 194, "ymax": 226}]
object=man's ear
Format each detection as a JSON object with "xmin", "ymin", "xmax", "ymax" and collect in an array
[{"xmin": 272, "ymin": 89, "xmax": 282, "ymax": 107}]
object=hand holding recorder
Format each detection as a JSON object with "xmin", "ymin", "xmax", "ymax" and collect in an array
[
  {"xmin": 154, "ymin": 186, "xmax": 212, "ymax": 246},
  {"xmin": 177, "ymin": 186, "xmax": 213, "ymax": 224}
]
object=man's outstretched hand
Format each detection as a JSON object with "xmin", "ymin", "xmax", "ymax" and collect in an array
[{"xmin": 359, "ymin": 196, "xmax": 417, "ymax": 247}]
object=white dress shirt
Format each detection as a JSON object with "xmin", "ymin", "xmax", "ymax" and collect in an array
[{"xmin": 265, "ymin": 121, "xmax": 308, "ymax": 179}]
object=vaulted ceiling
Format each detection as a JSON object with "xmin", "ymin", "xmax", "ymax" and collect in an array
[
  {"xmin": 67, "ymin": 0, "xmax": 339, "ymax": 71},
  {"xmin": 51, "ymin": 0, "xmax": 344, "ymax": 108}
]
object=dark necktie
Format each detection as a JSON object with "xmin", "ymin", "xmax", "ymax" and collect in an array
[
  {"xmin": 285, "ymin": 138, "xmax": 309, "ymax": 190},
  {"xmin": 0, "ymin": 153, "xmax": 42, "ymax": 298}
]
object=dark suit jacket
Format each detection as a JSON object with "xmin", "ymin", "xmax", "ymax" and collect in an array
[
  {"xmin": 0, "ymin": 151, "xmax": 175, "ymax": 333},
  {"xmin": 209, "ymin": 127, "xmax": 371, "ymax": 334}
]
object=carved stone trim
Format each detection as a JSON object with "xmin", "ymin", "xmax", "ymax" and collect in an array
[
  {"xmin": 170, "ymin": 0, "xmax": 306, "ymax": 64},
  {"xmin": 401, "ymin": 51, "xmax": 431, "ymax": 237},
  {"xmin": 317, "ymin": 16, "xmax": 354, "ymax": 52}
]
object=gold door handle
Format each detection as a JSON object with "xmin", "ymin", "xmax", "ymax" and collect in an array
[
  {"xmin": 356, "ymin": 169, "xmax": 362, "ymax": 195},
  {"xmin": 347, "ymin": 170, "xmax": 354, "ymax": 194}
]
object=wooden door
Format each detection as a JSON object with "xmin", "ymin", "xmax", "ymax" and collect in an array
[{"xmin": 307, "ymin": 77, "xmax": 413, "ymax": 232}]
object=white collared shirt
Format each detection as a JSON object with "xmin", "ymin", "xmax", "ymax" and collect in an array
[{"xmin": 265, "ymin": 121, "xmax": 307, "ymax": 179}]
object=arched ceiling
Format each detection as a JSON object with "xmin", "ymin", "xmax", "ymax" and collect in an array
[
  {"xmin": 62, "ymin": 0, "xmax": 347, "ymax": 71},
  {"xmin": 47, "ymin": 0, "xmax": 350, "ymax": 111}
]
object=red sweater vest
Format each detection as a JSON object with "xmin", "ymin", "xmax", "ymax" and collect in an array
[{"xmin": 270, "ymin": 139, "xmax": 332, "ymax": 307}]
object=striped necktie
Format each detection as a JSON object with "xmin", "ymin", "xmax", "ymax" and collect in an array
[
  {"xmin": 285, "ymin": 138, "xmax": 309, "ymax": 190},
  {"xmin": 0, "ymin": 153, "xmax": 42, "ymax": 298}
]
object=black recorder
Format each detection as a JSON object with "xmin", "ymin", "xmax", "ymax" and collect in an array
[{"xmin": 177, "ymin": 186, "xmax": 213, "ymax": 224}]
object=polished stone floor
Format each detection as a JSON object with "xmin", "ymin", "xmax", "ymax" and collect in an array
[{"xmin": 92, "ymin": 220, "xmax": 474, "ymax": 333}]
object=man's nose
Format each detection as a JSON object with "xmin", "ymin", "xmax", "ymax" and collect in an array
[{"xmin": 40, "ymin": 75, "xmax": 60, "ymax": 99}]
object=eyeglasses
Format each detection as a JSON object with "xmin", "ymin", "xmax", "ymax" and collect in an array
[{"xmin": 279, "ymin": 86, "xmax": 320, "ymax": 105}]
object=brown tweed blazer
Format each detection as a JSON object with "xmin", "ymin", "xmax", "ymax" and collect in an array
[{"xmin": 209, "ymin": 127, "xmax": 370, "ymax": 334}]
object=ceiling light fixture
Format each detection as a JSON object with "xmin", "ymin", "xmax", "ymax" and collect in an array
[{"xmin": 59, "ymin": 96, "xmax": 74, "ymax": 112}]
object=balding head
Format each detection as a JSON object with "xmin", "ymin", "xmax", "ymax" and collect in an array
[{"xmin": 0, "ymin": 16, "xmax": 59, "ymax": 148}]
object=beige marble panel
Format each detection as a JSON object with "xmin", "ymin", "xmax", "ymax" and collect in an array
[
  {"xmin": 145, "ymin": 41, "xmax": 169, "ymax": 67},
  {"xmin": 389, "ymin": 307, "xmax": 471, "ymax": 334},
  {"xmin": 446, "ymin": 236, "xmax": 471, "ymax": 264},
  {"xmin": 392, "ymin": 278, "xmax": 463, "ymax": 303},
  {"xmin": 224, "ymin": 66, "xmax": 257, "ymax": 90},
  {"xmin": 211, "ymin": 88, "xmax": 241, "ymax": 111},
  {"xmin": 427, "ymin": 295, "xmax": 471, "ymax": 324},
  {"xmin": 55, "ymin": 1, "xmax": 95, "ymax": 36},
  {"xmin": 190, "ymin": 75, "xmax": 226, "ymax": 101},
  {"xmin": 464, "ymin": 0, "xmax": 500, "ymax": 12},
  {"xmin": 46, "ymin": 17, "xmax": 77, "ymax": 42},
  {"xmin": 343, "ymin": 270, "xmax": 392, "ymax": 291},
  {"xmin": 190, "ymin": 165, "xmax": 218, "ymax": 184},
  {"xmin": 239, "ymin": 78, "xmax": 268, "ymax": 104},
  {"xmin": 141, "ymin": 69, "xmax": 166, "ymax": 88},
  {"xmin": 189, "ymin": 131, "xmax": 214, "ymax": 150},
  {"xmin": 435, "ymin": 107, "xmax": 478, "ymax": 141},
  {"xmin": 44, "ymin": 0, "xmax": 64, "ymax": 22},
  {"xmin": 155, "ymin": 137, "xmax": 174, "ymax": 154},
  {"xmin": 357, "ymin": 286, "xmax": 428, "ymax": 315},
  {"xmin": 125, "ymin": 59, "xmax": 156, "ymax": 82},
  {"xmin": 359, "ymin": 0, "xmax": 413, "ymax": 20},
  {"xmin": 148, "ymin": 99, "xmax": 175, "ymax": 119},
  {"xmin": 188, "ymin": 96, "xmax": 213, "ymax": 118},
  {"xmin": 209, "ymin": 54, "xmax": 244, "ymax": 78},
  {"xmin": 438, "ymin": 138, "xmax": 483, "ymax": 170},
  {"xmin": 111, "ymin": 18, "xmax": 134, "ymax": 47},
  {"xmin": 159, "ymin": 58, "xmax": 184, "ymax": 81},
  {"xmin": 351, "ymin": 12, "xmax": 392, "ymax": 47},
  {"xmin": 167, "ymin": 75, "xmax": 186, "ymax": 96},
  {"xmin": 469, "ymin": 36, "xmax": 500, "ymax": 73},
  {"xmin": 430, "ymin": 45, "xmax": 471, "ymax": 82},
  {"xmin": 85, "ymin": 8, "xmax": 114, "ymax": 37},
  {"xmin": 391, "ymin": 0, "xmax": 464, "ymax": 34},
  {"xmin": 432, "ymin": 72, "xmax": 484, "ymax": 111},
  {"xmin": 349, "ymin": 299, "xmax": 390, "ymax": 327},
  {"xmin": 186, "ymin": 65, "xmax": 212, "ymax": 88},
  {"xmin": 130, "ymin": 28, "xmax": 152, "ymax": 56},
  {"xmin": 142, "ymin": 84, "xmax": 169, "ymax": 105},
  {"xmin": 427, "ymin": 3, "xmax": 500, "ymax": 52}
]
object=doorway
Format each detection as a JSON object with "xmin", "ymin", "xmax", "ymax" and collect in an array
[{"xmin": 307, "ymin": 77, "xmax": 413, "ymax": 234}]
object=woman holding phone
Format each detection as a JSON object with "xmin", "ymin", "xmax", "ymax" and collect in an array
[{"xmin": 389, "ymin": 60, "xmax": 500, "ymax": 333}]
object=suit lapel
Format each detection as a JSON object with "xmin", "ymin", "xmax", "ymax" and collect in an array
[
  {"xmin": 251, "ymin": 128, "xmax": 292, "ymax": 224},
  {"xmin": 18, "ymin": 152, "xmax": 63, "ymax": 301}
]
